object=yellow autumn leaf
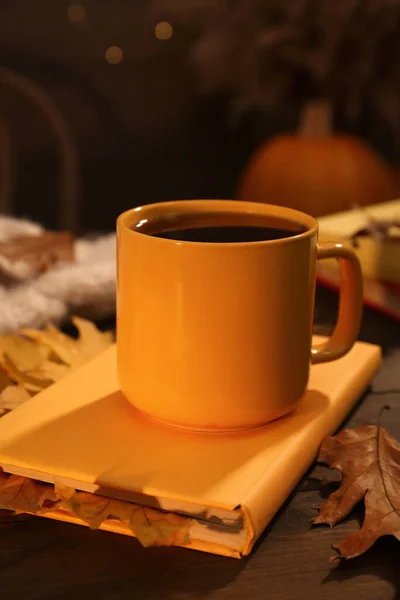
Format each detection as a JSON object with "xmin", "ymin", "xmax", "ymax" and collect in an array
[
  {"xmin": 0, "ymin": 472, "xmax": 60, "ymax": 515},
  {"xmin": 0, "ymin": 384, "xmax": 31, "ymax": 416},
  {"xmin": 21, "ymin": 323, "xmax": 84, "ymax": 367},
  {"xmin": 0, "ymin": 317, "xmax": 114, "ymax": 396},
  {"xmin": 29, "ymin": 359, "xmax": 70, "ymax": 382},
  {"xmin": 2, "ymin": 477, "xmax": 191, "ymax": 548},
  {"xmin": 36, "ymin": 486, "xmax": 62, "ymax": 515},
  {"xmin": 2, "ymin": 356, "xmax": 69, "ymax": 391},
  {"xmin": 129, "ymin": 505, "xmax": 191, "ymax": 547},
  {"xmin": 22, "ymin": 317, "xmax": 113, "ymax": 369},
  {"xmin": 0, "ymin": 368, "xmax": 13, "ymax": 394},
  {"xmin": 72, "ymin": 317, "xmax": 114, "ymax": 361},
  {"xmin": 0, "ymin": 474, "xmax": 46, "ymax": 513},
  {"xmin": 2, "ymin": 354, "xmax": 54, "ymax": 392},
  {"xmin": 55, "ymin": 483, "xmax": 112, "ymax": 529},
  {"xmin": 54, "ymin": 484, "xmax": 191, "ymax": 547},
  {"xmin": 54, "ymin": 483, "xmax": 75, "ymax": 502},
  {"xmin": 0, "ymin": 335, "xmax": 50, "ymax": 371}
]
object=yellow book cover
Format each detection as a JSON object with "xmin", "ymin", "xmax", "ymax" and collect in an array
[
  {"xmin": 318, "ymin": 199, "xmax": 400, "ymax": 283},
  {"xmin": 0, "ymin": 338, "xmax": 381, "ymax": 558}
]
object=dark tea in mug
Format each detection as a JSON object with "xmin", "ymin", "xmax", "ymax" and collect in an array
[{"xmin": 131, "ymin": 210, "xmax": 307, "ymax": 243}]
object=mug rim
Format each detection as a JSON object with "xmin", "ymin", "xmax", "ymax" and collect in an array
[{"xmin": 117, "ymin": 199, "xmax": 318, "ymax": 247}]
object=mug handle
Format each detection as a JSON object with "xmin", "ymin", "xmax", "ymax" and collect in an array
[{"xmin": 311, "ymin": 242, "xmax": 363, "ymax": 364}]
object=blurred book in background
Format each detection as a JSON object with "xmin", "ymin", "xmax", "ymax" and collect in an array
[{"xmin": 317, "ymin": 199, "xmax": 400, "ymax": 321}]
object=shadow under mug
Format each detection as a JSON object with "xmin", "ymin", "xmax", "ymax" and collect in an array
[{"xmin": 117, "ymin": 200, "xmax": 363, "ymax": 432}]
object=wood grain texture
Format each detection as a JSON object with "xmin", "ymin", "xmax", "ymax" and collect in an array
[{"xmin": 1, "ymin": 287, "xmax": 400, "ymax": 600}]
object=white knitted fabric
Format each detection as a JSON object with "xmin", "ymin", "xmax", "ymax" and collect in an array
[{"xmin": 0, "ymin": 216, "xmax": 116, "ymax": 332}]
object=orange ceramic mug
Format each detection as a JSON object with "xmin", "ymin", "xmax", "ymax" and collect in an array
[{"xmin": 117, "ymin": 200, "xmax": 363, "ymax": 432}]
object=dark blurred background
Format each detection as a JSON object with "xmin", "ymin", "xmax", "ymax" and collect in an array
[{"xmin": 0, "ymin": 0, "xmax": 397, "ymax": 233}]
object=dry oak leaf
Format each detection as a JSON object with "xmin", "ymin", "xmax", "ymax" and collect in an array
[
  {"xmin": 55, "ymin": 484, "xmax": 191, "ymax": 548},
  {"xmin": 313, "ymin": 425, "xmax": 400, "ymax": 560}
]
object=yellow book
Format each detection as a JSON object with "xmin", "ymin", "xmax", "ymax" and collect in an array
[
  {"xmin": 0, "ymin": 338, "xmax": 381, "ymax": 558},
  {"xmin": 318, "ymin": 199, "xmax": 400, "ymax": 283}
]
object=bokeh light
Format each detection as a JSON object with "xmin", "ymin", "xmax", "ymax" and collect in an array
[
  {"xmin": 105, "ymin": 46, "xmax": 124, "ymax": 65},
  {"xmin": 67, "ymin": 4, "xmax": 86, "ymax": 23},
  {"xmin": 154, "ymin": 21, "xmax": 173, "ymax": 41}
]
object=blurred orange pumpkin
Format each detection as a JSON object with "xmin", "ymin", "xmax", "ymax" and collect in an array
[{"xmin": 237, "ymin": 103, "xmax": 396, "ymax": 218}]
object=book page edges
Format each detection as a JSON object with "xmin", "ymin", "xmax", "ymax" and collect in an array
[
  {"xmin": 317, "ymin": 200, "xmax": 400, "ymax": 283},
  {"xmin": 27, "ymin": 505, "xmax": 252, "ymax": 559},
  {"xmin": 318, "ymin": 199, "xmax": 400, "ymax": 238}
]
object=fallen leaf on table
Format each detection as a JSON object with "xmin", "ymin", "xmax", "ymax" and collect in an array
[
  {"xmin": 22, "ymin": 316, "xmax": 113, "ymax": 369},
  {"xmin": 21, "ymin": 324, "xmax": 78, "ymax": 367},
  {"xmin": 28, "ymin": 359, "xmax": 70, "ymax": 383},
  {"xmin": 0, "ymin": 335, "xmax": 50, "ymax": 371},
  {"xmin": 1, "ymin": 353, "xmax": 70, "ymax": 393},
  {"xmin": 0, "ymin": 384, "xmax": 31, "ymax": 417},
  {"xmin": 313, "ymin": 424, "xmax": 400, "ymax": 560},
  {"xmin": 0, "ymin": 317, "xmax": 113, "ymax": 395},
  {"xmin": 2, "ymin": 354, "xmax": 55, "ymax": 392},
  {"xmin": 0, "ymin": 368, "xmax": 13, "ymax": 394}
]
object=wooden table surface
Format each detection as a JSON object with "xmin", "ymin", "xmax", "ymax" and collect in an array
[{"xmin": 2, "ymin": 286, "xmax": 400, "ymax": 600}]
